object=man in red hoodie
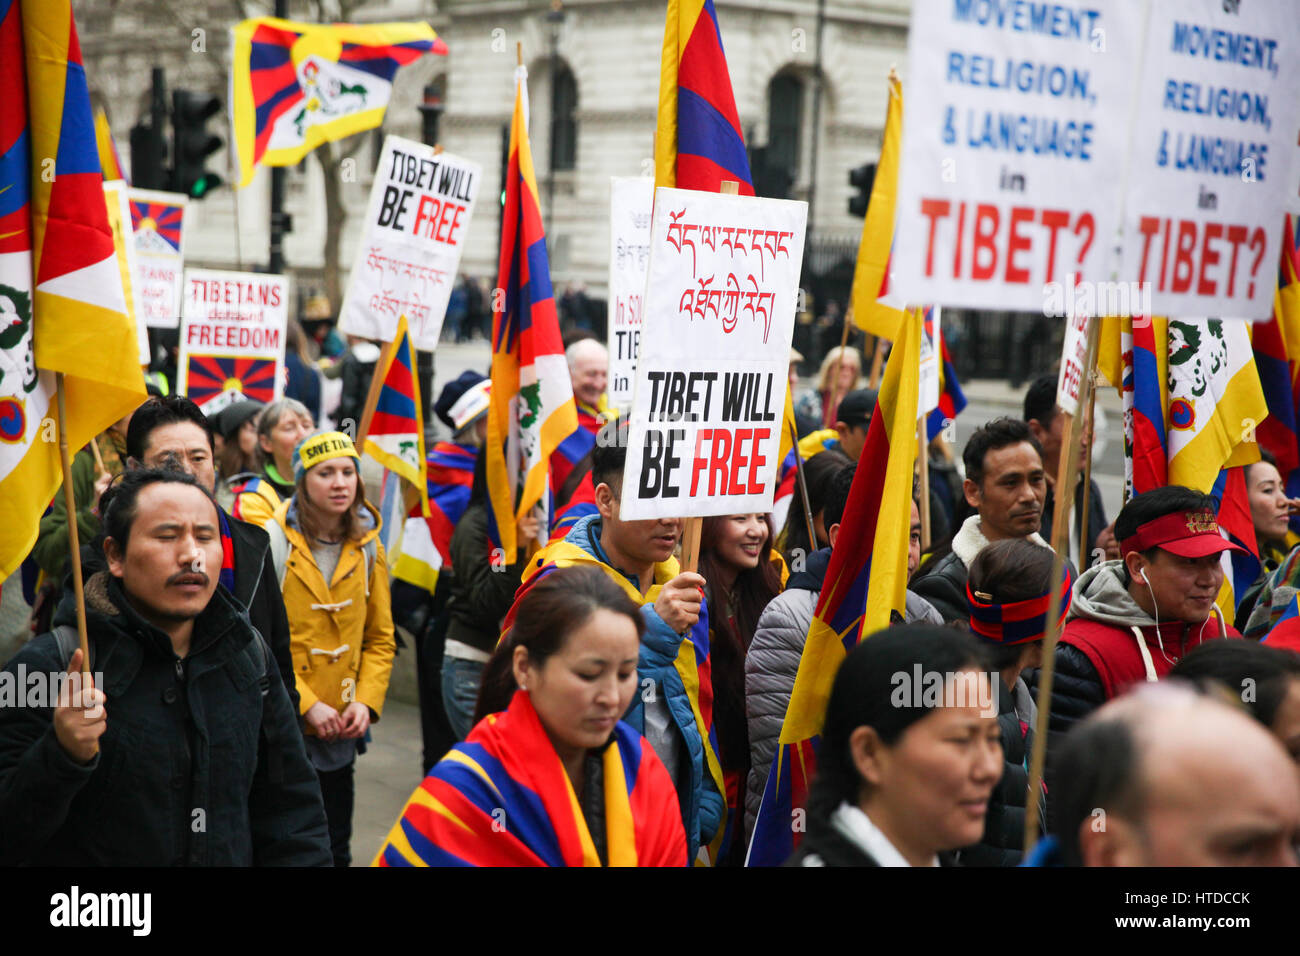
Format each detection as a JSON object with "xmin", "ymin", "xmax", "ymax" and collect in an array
[{"xmin": 1039, "ymin": 485, "xmax": 1244, "ymax": 796}]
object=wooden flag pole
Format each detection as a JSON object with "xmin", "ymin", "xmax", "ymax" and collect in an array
[
  {"xmin": 55, "ymin": 374, "xmax": 93, "ymax": 684},
  {"xmin": 679, "ymin": 178, "xmax": 743, "ymax": 572},
  {"xmin": 824, "ymin": 313, "xmax": 854, "ymax": 428},
  {"xmin": 89, "ymin": 433, "xmax": 106, "ymax": 475},
  {"xmin": 867, "ymin": 334, "xmax": 887, "ymax": 389},
  {"xmin": 1077, "ymin": 375, "xmax": 1098, "ymax": 571},
  {"xmin": 916, "ymin": 417, "xmax": 931, "ymax": 551},
  {"xmin": 791, "ymin": 415, "xmax": 818, "ymax": 552},
  {"xmin": 1022, "ymin": 317, "xmax": 1102, "ymax": 854}
]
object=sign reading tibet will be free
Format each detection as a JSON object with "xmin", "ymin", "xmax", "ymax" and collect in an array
[
  {"xmin": 179, "ymin": 269, "xmax": 288, "ymax": 414},
  {"xmin": 1120, "ymin": 0, "xmax": 1300, "ymax": 320},
  {"xmin": 607, "ymin": 177, "xmax": 653, "ymax": 411},
  {"xmin": 892, "ymin": 0, "xmax": 1143, "ymax": 312},
  {"xmin": 340, "ymin": 136, "xmax": 480, "ymax": 348},
  {"xmin": 621, "ymin": 188, "xmax": 807, "ymax": 520}
]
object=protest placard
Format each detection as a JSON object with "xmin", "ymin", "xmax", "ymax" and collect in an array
[
  {"xmin": 339, "ymin": 135, "xmax": 480, "ymax": 348},
  {"xmin": 1056, "ymin": 310, "xmax": 1089, "ymax": 416},
  {"xmin": 127, "ymin": 188, "xmax": 187, "ymax": 329},
  {"xmin": 608, "ymin": 177, "xmax": 653, "ymax": 411},
  {"xmin": 620, "ymin": 187, "xmax": 807, "ymax": 520},
  {"xmin": 1119, "ymin": 0, "xmax": 1300, "ymax": 320},
  {"xmin": 892, "ymin": 0, "xmax": 1142, "ymax": 312},
  {"xmin": 178, "ymin": 269, "xmax": 288, "ymax": 413},
  {"xmin": 919, "ymin": 305, "xmax": 942, "ymax": 418},
  {"xmin": 103, "ymin": 182, "xmax": 149, "ymax": 366}
]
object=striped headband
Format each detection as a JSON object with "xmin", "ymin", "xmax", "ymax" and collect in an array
[{"xmin": 966, "ymin": 567, "xmax": 1075, "ymax": 646}]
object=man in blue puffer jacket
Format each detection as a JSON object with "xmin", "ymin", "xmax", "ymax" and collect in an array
[{"xmin": 506, "ymin": 438, "xmax": 726, "ymax": 863}]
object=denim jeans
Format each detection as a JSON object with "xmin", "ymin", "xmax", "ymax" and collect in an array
[{"xmin": 441, "ymin": 656, "xmax": 487, "ymax": 741}]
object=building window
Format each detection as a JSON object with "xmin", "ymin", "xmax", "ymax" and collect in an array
[
  {"xmin": 767, "ymin": 73, "xmax": 803, "ymax": 180},
  {"xmin": 550, "ymin": 64, "xmax": 577, "ymax": 172}
]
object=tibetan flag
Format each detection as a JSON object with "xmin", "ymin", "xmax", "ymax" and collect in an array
[
  {"xmin": 392, "ymin": 440, "xmax": 477, "ymax": 593},
  {"xmin": 927, "ymin": 332, "xmax": 967, "ymax": 442},
  {"xmin": 748, "ymin": 307, "xmax": 921, "ymax": 867},
  {"xmin": 655, "ymin": 0, "xmax": 752, "ymax": 194},
  {"xmin": 230, "ymin": 18, "xmax": 446, "ymax": 187},
  {"xmin": 1211, "ymin": 466, "xmax": 1262, "ymax": 616},
  {"xmin": 1263, "ymin": 593, "xmax": 1300, "ymax": 653},
  {"xmin": 1254, "ymin": 214, "xmax": 1300, "ymax": 528},
  {"xmin": 373, "ymin": 689, "xmax": 687, "ymax": 867},
  {"xmin": 547, "ymin": 399, "xmax": 604, "ymax": 544},
  {"xmin": 1121, "ymin": 316, "xmax": 1170, "ymax": 496},
  {"xmin": 771, "ymin": 385, "xmax": 800, "ymax": 534},
  {"xmin": 359, "ymin": 313, "xmax": 429, "ymax": 518},
  {"xmin": 93, "ymin": 106, "xmax": 126, "ymax": 183},
  {"xmin": 129, "ymin": 196, "xmax": 184, "ymax": 254},
  {"xmin": 485, "ymin": 63, "xmax": 578, "ymax": 555},
  {"xmin": 0, "ymin": 0, "xmax": 146, "ymax": 577},
  {"xmin": 850, "ymin": 75, "xmax": 907, "ymax": 340}
]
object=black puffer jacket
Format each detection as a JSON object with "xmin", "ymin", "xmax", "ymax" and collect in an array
[
  {"xmin": 0, "ymin": 573, "xmax": 331, "ymax": 866},
  {"xmin": 955, "ymin": 676, "xmax": 1041, "ymax": 867}
]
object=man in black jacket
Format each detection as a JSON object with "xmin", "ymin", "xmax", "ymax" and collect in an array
[
  {"xmin": 0, "ymin": 469, "xmax": 330, "ymax": 865},
  {"xmin": 911, "ymin": 418, "xmax": 1057, "ymax": 621},
  {"xmin": 120, "ymin": 396, "xmax": 299, "ymax": 715}
]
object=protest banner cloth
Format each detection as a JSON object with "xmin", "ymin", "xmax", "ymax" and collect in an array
[
  {"xmin": 103, "ymin": 182, "xmax": 149, "ymax": 366},
  {"xmin": 339, "ymin": 135, "xmax": 480, "ymax": 348},
  {"xmin": 1120, "ymin": 0, "xmax": 1300, "ymax": 320},
  {"xmin": 178, "ymin": 268, "xmax": 288, "ymax": 413},
  {"xmin": 892, "ymin": 0, "xmax": 1143, "ymax": 311},
  {"xmin": 620, "ymin": 186, "xmax": 807, "ymax": 520},
  {"xmin": 126, "ymin": 189, "xmax": 187, "ymax": 329},
  {"xmin": 608, "ymin": 177, "xmax": 653, "ymax": 412}
]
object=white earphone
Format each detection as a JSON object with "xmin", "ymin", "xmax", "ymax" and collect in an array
[
  {"xmin": 1139, "ymin": 568, "xmax": 1151, "ymax": 588},
  {"xmin": 1137, "ymin": 566, "xmax": 1172, "ymax": 664}
]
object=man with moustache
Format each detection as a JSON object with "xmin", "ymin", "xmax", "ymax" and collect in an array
[
  {"xmin": 912, "ymin": 418, "xmax": 1055, "ymax": 622},
  {"xmin": 0, "ymin": 469, "xmax": 329, "ymax": 865}
]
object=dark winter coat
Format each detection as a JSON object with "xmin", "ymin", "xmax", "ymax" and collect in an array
[{"xmin": 0, "ymin": 572, "xmax": 331, "ymax": 866}]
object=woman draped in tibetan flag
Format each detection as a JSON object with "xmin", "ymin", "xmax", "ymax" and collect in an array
[{"xmin": 374, "ymin": 566, "xmax": 687, "ymax": 867}]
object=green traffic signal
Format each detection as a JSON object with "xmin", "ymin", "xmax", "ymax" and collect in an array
[{"xmin": 171, "ymin": 90, "xmax": 223, "ymax": 200}]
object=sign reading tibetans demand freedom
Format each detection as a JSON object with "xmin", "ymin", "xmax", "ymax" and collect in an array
[
  {"xmin": 621, "ymin": 188, "xmax": 807, "ymax": 520},
  {"xmin": 607, "ymin": 177, "xmax": 653, "ymax": 412},
  {"xmin": 1119, "ymin": 0, "xmax": 1300, "ymax": 320},
  {"xmin": 340, "ymin": 135, "xmax": 480, "ymax": 348},
  {"xmin": 892, "ymin": 0, "xmax": 1143, "ymax": 312},
  {"xmin": 178, "ymin": 269, "xmax": 288, "ymax": 413},
  {"xmin": 127, "ymin": 189, "xmax": 188, "ymax": 329}
]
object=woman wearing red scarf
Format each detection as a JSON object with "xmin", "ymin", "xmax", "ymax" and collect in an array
[{"xmin": 374, "ymin": 566, "xmax": 687, "ymax": 866}]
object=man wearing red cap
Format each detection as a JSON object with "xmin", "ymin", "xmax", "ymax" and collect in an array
[{"xmin": 1039, "ymin": 485, "xmax": 1245, "ymax": 784}]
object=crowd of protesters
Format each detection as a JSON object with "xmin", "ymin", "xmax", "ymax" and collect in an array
[{"xmin": 3, "ymin": 310, "xmax": 1300, "ymax": 869}]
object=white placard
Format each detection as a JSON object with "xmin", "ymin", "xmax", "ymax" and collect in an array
[
  {"xmin": 621, "ymin": 188, "xmax": 807, "ymax": 520},
  {"xmin": 127, "ymin": 188, "xmax": 188, "ymax": 329},
  {"xmin": 1056, "ymin": 311, "xmax": 1089, "ymax": 416},
  {"xmin": 339, "ymin": 136, "xmax": 480, "ymax": 347},
  {"xmin": 178, "ymin": 269, "xmax": 288, "ymax": 414},
  {"xmin": 608, "ymin": 177, "xmax": 653, "ymax": 411},
  {"xmin": 1119, "ymin": 0, "xmax": 1300, "ymax": 319},
  {"xmin": 919, "ymin": 305, "xmax": 942, "ymax": 417},
  {"xmin": 892, "ymin": 0, "xmax": 1143, "ymax": 312}
]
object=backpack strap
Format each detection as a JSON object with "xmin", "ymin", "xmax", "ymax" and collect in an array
[
  {"xmin": 52, "ymin": 624, "xmax": 91, "ymax": 672},
  {"xmin": 265, "ymin": 519, "xmax": 291, "ymax": 588}
]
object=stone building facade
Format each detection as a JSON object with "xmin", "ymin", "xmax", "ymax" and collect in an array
[{"xmin": 76, "ymin": 0, "xmax": 911, "ymax": 315}]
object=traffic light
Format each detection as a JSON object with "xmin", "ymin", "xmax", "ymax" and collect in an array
[
  {"xmin": 170, "ymin": 90, "xmax": 223, "ymax": 199},
  {"xmin": 848, "ymin": 162, "xmax": 877, "ymax": 217},
  {"xmin": 130, "ymin": 120, "xmax": 168, "ymax": 190}
]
